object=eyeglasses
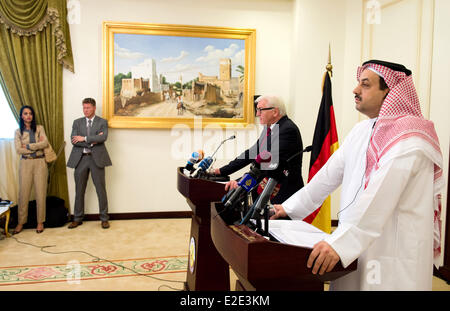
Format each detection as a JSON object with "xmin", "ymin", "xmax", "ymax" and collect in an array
[{"xmin": 256, "ymin": 107, "xmax": 275, "ymax": 113}]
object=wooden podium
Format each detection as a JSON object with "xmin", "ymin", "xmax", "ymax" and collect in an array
[
  {"xmin": 177, "ymin": 168, "xmax": 230, "ymax": 291},
  {"xmin": 210, "ymin": 202, "xmax": 357, "ymax": 291}
]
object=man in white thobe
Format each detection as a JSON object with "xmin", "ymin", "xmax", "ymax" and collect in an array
[{"xmin": 271, "ymin": 60, "xmax": 443, "ymax": 290}]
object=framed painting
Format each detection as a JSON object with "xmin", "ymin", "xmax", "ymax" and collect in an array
[{"xmin": 102, "ymin": 21, "xmax": 256, "ymax": 128}]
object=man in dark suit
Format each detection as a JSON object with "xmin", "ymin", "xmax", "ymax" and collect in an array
[
  {"xmin": 67, "ymin": 98, "xmax": 112, "ymax": 229},
  {"xmin": 214, "ymin": 95, "xmax": 304, "ymax": 205}
]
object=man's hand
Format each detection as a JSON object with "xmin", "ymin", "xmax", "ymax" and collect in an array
[
  {"xmin": 214, "ymin": 168, "xmax": 221, "ymax": 176},
  {"xmin": 71, "ymin": 136, "xmax": 85, "ymax": 144},
  {"xmin": 307, "ymin": 241, "xmax": 340, "ymax": 275},
  {"xmin": 224, "ymin": 180, "xmax": 238, "ymax": 191},
  {"xmin": 270, "ymin": 204, "xmax": 288, "ymax": 219}
]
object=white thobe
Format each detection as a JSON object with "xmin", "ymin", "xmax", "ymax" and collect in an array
[{"xmin": 283, "ymin": 119, "xmax": 437, "ymax": 290}]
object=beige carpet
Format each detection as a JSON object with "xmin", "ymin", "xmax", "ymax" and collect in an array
[
  {"xmin": 0, "ymin": 218, "xmax": 448, "ymax": 291},
  {"xmin": 0, "ymin": 219, "xmax": 191, "ymax": 291}
]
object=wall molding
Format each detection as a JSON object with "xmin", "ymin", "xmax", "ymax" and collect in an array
[{"xmin": 70, "ymin": 211, "xmax": 192, "ymax": 221}]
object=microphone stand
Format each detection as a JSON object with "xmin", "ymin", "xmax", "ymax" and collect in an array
[
  {"xmin": 210, "ymin": 135, "xmax": 236, "ymax": 159},
  {"xmin": 239, "ymin": 177, "xmax": 278, "ymax": 232},
  {"xmin": 263, "ymin": 204, "xmax": 269, "ymax": 237}
]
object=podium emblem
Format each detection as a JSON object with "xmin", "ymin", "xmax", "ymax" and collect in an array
[{"xmin": 188, "ymin": 237, "xmax": 196, "ymax": 274}]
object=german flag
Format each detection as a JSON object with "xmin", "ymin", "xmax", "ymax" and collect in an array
[{"xmin": 302, "ymin": 71, "xmax": 339, "ymax": 233}]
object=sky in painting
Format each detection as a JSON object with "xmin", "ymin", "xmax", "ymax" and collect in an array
[{"xmin": 114, "ymin": 33, "xmax": 245, "ymax": 83}]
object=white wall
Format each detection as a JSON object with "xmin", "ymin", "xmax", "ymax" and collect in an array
[{"xmin": 63, "ymin": 0, "xmax": 294, "ymax": 214}]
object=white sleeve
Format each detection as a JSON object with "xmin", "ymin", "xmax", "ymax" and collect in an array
[
  {"xmin": 324, "ymin": 151, "xmax": 427, "ymax": 267},
  {"xmin": 282, "ymin": 143, "xmax": 345, "ymax": 220}
]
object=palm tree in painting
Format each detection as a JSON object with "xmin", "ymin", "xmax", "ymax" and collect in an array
[{"xmin": 236, "ymin": 65, "xmax": 244, "ymax": 83}]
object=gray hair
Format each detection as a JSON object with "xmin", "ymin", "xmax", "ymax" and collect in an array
[{"xmin": 255, "ymin": 95, "xmax": 286, "ymax": 116}]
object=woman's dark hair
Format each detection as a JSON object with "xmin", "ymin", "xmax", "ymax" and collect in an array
[{"xmin": 19, "ymin": 105, "xmax": 37, "ymax": 135}]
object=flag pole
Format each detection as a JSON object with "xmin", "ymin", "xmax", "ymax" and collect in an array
[{"xmin": 326, "ymin": 43, "xmax": 333, "ymax": 77}]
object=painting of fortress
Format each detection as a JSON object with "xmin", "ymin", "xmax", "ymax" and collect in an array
[{"xmin": 113, "ymin": 34, "xmax": 245, "ymax": 119}]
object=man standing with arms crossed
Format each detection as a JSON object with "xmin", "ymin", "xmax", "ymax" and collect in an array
[{"xmin": 67, "ymin": 98, "xmax": 112, "ymax": 229}]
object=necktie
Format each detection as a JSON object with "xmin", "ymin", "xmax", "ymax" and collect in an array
[
  {"xmin": 85, "ymin": 119, "xmax": 92, "ymax": 154},
  {"xmin": 259, "ymin": 127, "xmax": 271, "ymax": 152},
  {"xmin": 87, "ymin": 119, "xmax": 92, "ymax": 136}
]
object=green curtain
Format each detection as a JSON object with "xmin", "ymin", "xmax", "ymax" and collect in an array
[{"xmin": 0, "ymin": 0, "xmax": 74, "ymax": 210}]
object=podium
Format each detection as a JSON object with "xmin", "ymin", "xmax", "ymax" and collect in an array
[
  {"xmin": 177, "ymin": 168, "xmax": 230, "ymax": 290},
  {"xmin": 210, "ymin": 202, "xmax": 357, "ymax": 291}
]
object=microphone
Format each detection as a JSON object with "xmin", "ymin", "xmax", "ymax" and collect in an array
[
  {"xmin": 239, "ymin": 161, "xmax": 289, "ymax": 226},
  {"xmin": 191, "ymin": 135, "xmax": 236, "ymax": 178},
  {"xmin": 191, "ymin": 156, "xmax": 213, "ymax": 178},
  {"xmin": 256, "ymin": 177, "xmax": 281, "ymax": 199},
  {"xmin": 184, "ymin": 150, "xmax": 204, "ymax": 172},
  {"xmin": 223, "ymin": 165, "xmax": 261, "ymax": 209},
  {"xmin": 222, "ymin": 151, "xmax": 271, "ymax": 209},
  {"xmin": 239, "ymin": 177, "xmax": 279, "ymax": 226},
  {"xmin": 239, "ymin": 146, "xmax": 312, "ymax": 227},
  {"xmin": 303, "ymin": 145, "xmax": 313, "ymax": 153}
]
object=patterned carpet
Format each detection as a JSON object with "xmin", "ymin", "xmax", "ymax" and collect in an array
[{"xmin": 0, "ymin": 255, "xmax": 188, "ymax": 286}]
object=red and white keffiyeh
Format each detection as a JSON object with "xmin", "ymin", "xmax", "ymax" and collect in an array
[{"xmin": 357, "ymin": 62, "xmax": 443, "ymax": 267}]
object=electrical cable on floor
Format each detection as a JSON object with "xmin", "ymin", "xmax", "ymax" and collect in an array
[{"xmin": 9, "ymin": 235, "xmax": 185, "ymax": 291}]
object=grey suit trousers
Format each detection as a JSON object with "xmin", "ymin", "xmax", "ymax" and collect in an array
[{"xmin": 73, "ymin": 154, "xmax": 109, "ymax": 222}]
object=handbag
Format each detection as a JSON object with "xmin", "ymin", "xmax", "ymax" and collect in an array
[
  {"xmin": 44, "ymin": 142, "xmax": 57, "ymax": 163},
  {"xmin": 36, "ymin": 125, "xmax": 57, "ymax": 163}
]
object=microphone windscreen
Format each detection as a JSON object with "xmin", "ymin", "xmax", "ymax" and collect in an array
[{"xmin": 197, "ymin": 149, "xmax": 205, "ymax": 160}]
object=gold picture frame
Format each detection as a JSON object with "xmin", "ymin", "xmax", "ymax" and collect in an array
[{"xmin": 102, "ymin": 21, "xmax": 256, "ymax": 129}]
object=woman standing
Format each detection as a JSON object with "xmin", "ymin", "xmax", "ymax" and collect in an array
[{"xmin": 13, "ymin": 106, "xmax": 48, "ymax": 234}]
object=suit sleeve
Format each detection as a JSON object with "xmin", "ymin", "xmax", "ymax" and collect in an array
[
  {"xmin": 28, "ymin": 125, "xmax": 49, "ymax": 151},
  {"xmin": 71, "ymin": 119, "xmax": 90, "ymax": 148},
  {"xmin": 14, "ymin": 130, "xmax": 33, "ymax": 155}
]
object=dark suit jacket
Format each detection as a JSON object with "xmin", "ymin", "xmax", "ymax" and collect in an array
[
  {"xmin": 67, "ymin": 116, "xmax": 112, "ymax": 169},
  {"xmin": 219, "ymin": 116, "xmax": 304, "ymax": 204}
]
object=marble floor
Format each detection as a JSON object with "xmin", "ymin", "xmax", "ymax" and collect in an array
[{"xmin": 0, "ymin": 218, "xmax": 449, "ymax": 291}]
